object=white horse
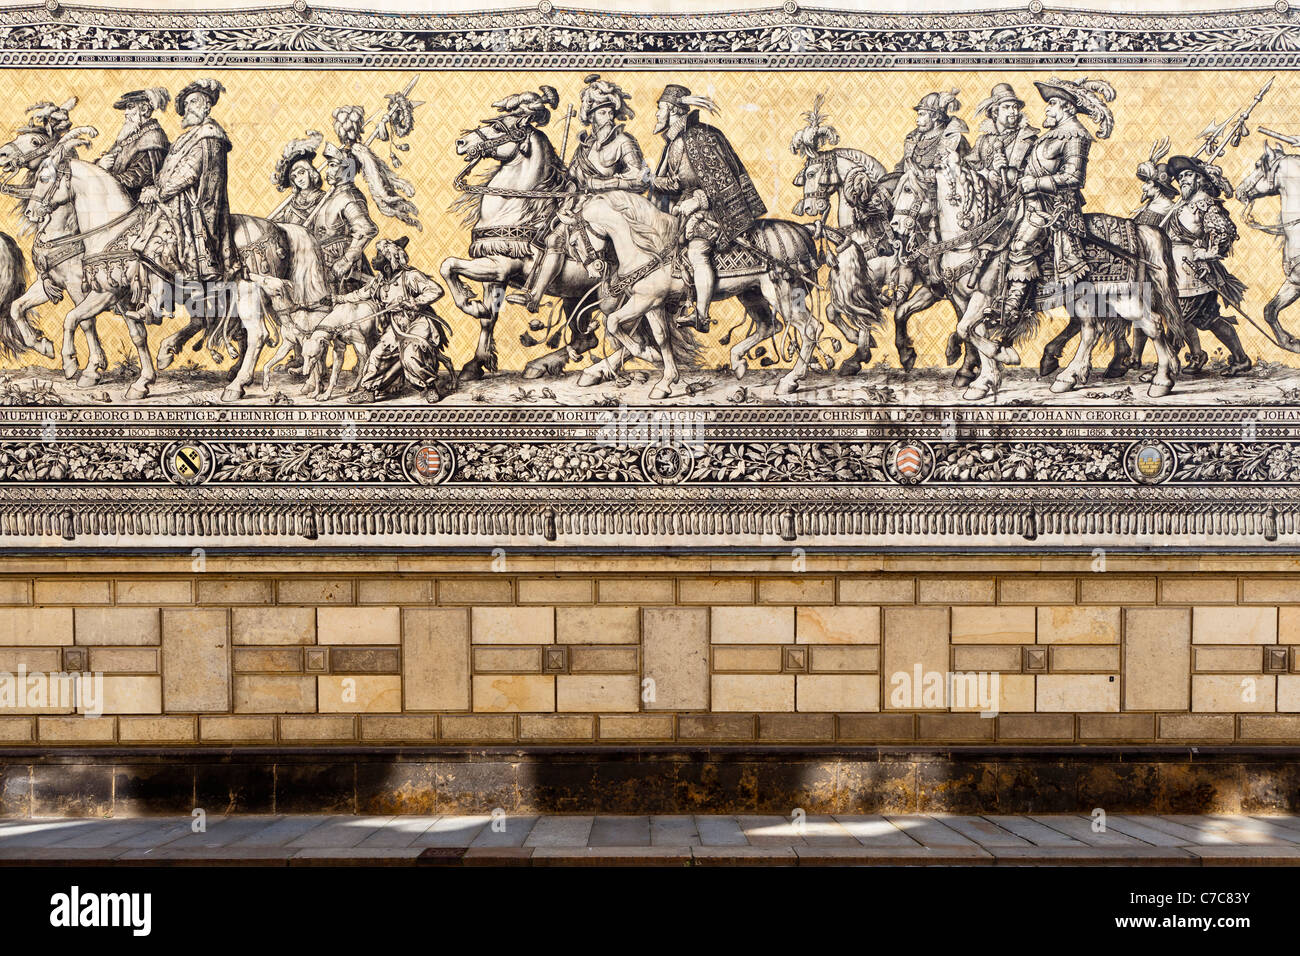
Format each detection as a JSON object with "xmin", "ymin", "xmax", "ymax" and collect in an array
[
  {"xmin": 1238, "ymin": 140, "xmax": 1300, "ymax": 354},
  {"xmin": 561, "ymin": 190, "xmax": 821, "ymax": 398}
]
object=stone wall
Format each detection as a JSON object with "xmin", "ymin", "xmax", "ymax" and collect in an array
[{"xmin": 0, "ymin": 554, "xmax": 1297, "ymax": 748}]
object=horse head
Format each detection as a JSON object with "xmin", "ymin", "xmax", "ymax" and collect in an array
[
  {"xmin": 456, "ymin": 114, "xmax": 538, "ymax": 164},
  {"xmin": 0, "ymin": 130, "xmax": 56, "ymax": 177},
  {"xmin": 889, "ymin": 161, "xmax": 933, "ymax": 253},
  {"xmin": 23, "ymin": 126, "xmax": 97, "ymax": 227},
  {"xmin": 1238, "ymin": 141, "xmax": 1288, "ymax": 202},
  {"xmin": 792, "ymin": 150, "xmax": 842, "ymax": 218}
]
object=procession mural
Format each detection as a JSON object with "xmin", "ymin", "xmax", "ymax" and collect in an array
[{"xmin": 1, "ymin": 1, "xmax": 1300, "ymax": 548}]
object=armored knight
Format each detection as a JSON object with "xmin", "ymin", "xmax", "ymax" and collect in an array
[
  {"xmin": 972, "ymin": 83, "xmax": 1038, "ymax": 196},
  {"xmin": 651, "ymin": 83, "xmax": 766, "ymax": 333},
  {"xmin": 302, "ymin": 142, "xmax": 379, "ymax": 294},
  {"xmin": 1164, "ymin": 154, "xmax": 1252, "ymax": 376},
  {"xmin": 507, "ymin": 74, "xmax": 649, "ymax": 313},
  {"xmin": 96, "ymin": 88, "xmax": 171, "ymax": 202},
  {"xmin": 270, "ymin": 131, "xmax": 326, "ymax": 227},
  {"xmin": 895, "ymin": 90, "xmax": 970, "ymax": 192},
  {"xmin": 1001, "ymin": 77, "xmax": 1116, "ymax": 322}
]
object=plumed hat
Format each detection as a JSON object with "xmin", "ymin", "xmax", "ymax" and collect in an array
[
  {"xmin": 273, "ymin": 130, "xmax": 323, "ymax": 191},
  {"xmin": 175, "ymin": 78, "xmax": 225, "ymax": 114},
  {"xmin": 113, "ymin": 88, "xmax": 169, "ymax": 113},
  {"xmin": 579, "ymin": 74, "xmax": 633, "ymax": 124}
]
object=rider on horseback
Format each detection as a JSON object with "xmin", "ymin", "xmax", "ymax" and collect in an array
[
  {"xmin": 97, "ymin": 87, "xmax": 170, "ymax": 204},
  {"xmin": 999, "ymin": 77, "xmax": 1115, "ymax": 331},
  {"xmin": 1164, "ymin": 154, "xmax": 1252, "ymax": 376},
  {"xmin": 972, "ymin": 83, "xmax": 1038, "ymax": 198},
  {"xmin": 896, "ymin": 90, "xmax": 970, "ymax": 206},
  {"xmin": 650, "ymin": 83, "xmax": 766, "ymax": 334},
  {"xmin": 507, "ymin": 74, "xmax": 649, "ymax": 314}
]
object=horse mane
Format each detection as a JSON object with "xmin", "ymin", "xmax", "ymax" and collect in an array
[
  {"xmin": 449, "ymin": 127, "xmax": 562, "ymax": 228},
  {"xmin": 600, "ymin": 190, "xmax": 679, "ymax": 256}
]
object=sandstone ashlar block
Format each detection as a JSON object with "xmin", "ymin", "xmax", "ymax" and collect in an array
[
  {"xmin": 403, "ymin": 607, "xmax": 470, "ymax": 712},
  {"xmin": 0, "ymin": 608, "xmax": 72, "ymax": 646},
  {"xmin": 1277, "ymin": 675, "xmax": 1300, "ymax": 712},
  {"xmin": 279, "ymin": 716, "xmax": 356, "ymax": 741},
  {"xmin": 437, "ymin": 578, "xmax": 513, "ymax": 605},
  {"xmin": 882, "ymin": 607, "xmax": 948, "ymax": 710},
  {"xmin": 796, "ymin": 606, "xmax": 880, "ymax": 644},
  {"xmin": 952, "ymin": 645, "xmax": 1021, "ymax": 673},
  {"xmin": 357, "ymin": 578, "xmax": 432, "ymax": 605},
  {"xmin": 234, "ymin": 675, "xmax": 316, "ymax": 714},
  {"xmin": 232, "ymin": 647, "xmax": 302, "ymax": 673},
  {"xmin": 196, "ymin": 579, "xmax": 273, "ymax": 605},
  {"xmin": 1078, "ymin": 576, "xmax": 1155, "ymax": 605},
  {"xmin": 118, "ymin": 716, "xmax": 195, "ymax": 743},
  {"xmin": 1193, "ymin": 647, "xmax": 1263, "ymax": 672},
  {"xmin": 808, "ymin": 645, "xmax": 879, "ymax": 673},
  {"xmin": 318, "ymin": 675, "xmax": 402, "ymax": 713},
  {"xmin": 277, "ymin": 579, "xmax": 354, "ymax": 605},
  {"xmin": 916, "ymin": 713, "xmax": 994, "ymax": 741},
  {"xmin": 677, "ymin": 577, "xmax": 753, "ymax": 605},
  {"xmin": 199, "ymin": 716, "xmax": 275, "ymax": 743},
  {"xmin": 440, "ymin": 714, "xmax": 515, "ymax": 742},
  {"xmin": 711, "ymin": 674, "xmax": 794, "ymax": 712},
  {"xmin": 1036, "ymin": 606, "xmax": 1120, "ymax": 644},
  {"xmin": 1124, "ymin": 607, "xmax": 1190, "ymax": 711},
  {"xmin": 712, "ymin": 645, "xmax": 782, "ymax": 673},
  {"xmin": 0, "ymin": 648, "xmax": 62, "ymax": 672},
  {"xmin": 1240, "ymin": 578, "xmax": 1300, "ymax": 605},
  {"xmin": 757, "ymin": 577, "xmax": 834, "ymax": 605},
  {"xmin": 569, "ymin": 646, "xmax": 638, "ymax": 674},
  {"xmin": 1192, "ymin": 674, "xmax": 1276, "ymax": 712},
  {"xmin": 73, "ymin": 608, "xmax": 160, "ymax": 646},
  {"xmin": 759, "ymin": 713, "xmax": 834, "ymax": 741},
  {"xmin": 1078, "ymin": 714, "xmax": 1155, "ymax": 741},
  {"xmin": 597, "ymin": 578, "xmax": 674, "ymax": 604},
  {"xmin": 556, "ymin": 605, "xmax": 639, "ymax": 644},
  {"xmin": 996, "ymin": 714, "xmax": 1075, "ymax": 741},
  {"xmin": 1238, "ymin": 715, "xmax": 1300, "ymax": 740},
  {"xmin": 471, "ymin": 606, "xmax": 553, "ymax": 644},
  {"xmin": 471, "ymin": 674, "xmax": 555, "ymax": 713},
  {"xmin": 34, "ymin": 579, "xmax": 111, "ymax": 605},
  {"xmin": 517, "ymin": 577, "xmax": 593, "ymax": 604},
  {"xmin": 951, "ymin": 674, "xmax": 1034, "ymax": 714},
  {"xmin": 38, "ymin": 716, "xmax": 115, "ymax": 743},
  {"xmin": 838, "ymin": 577, "xmax": 914, "ymax": 605},
  {"xmin": 642, "ymin": 607, "xmax": 708, "ymax": 711},
  {"xmin": 1281, "ymin": 607, "xmax": 1300, "ymax": 645},
  {"xmin": 1051, "ymin": 645, "xmax": 1121, "ymax": 673},
  {"xmin": 711, "ymin": 606, "xmax": 793, "ymax": 644},
  {"xmin": 951, "ymin": 605, "xmax": 1034, "ymax": 644},
  {"xmin": 520, "ymin": 715, "xmax": 594, "ymax": 741},
  {"xmin": 88, "ymin": 648, "xmax": 158, "ymax": 674},
  {"xmin": 161, "ymin": 609, "xmax": 230, "ymax": 713},
  {"xmin": 1159, "ymin": 577, "xmax": 1238, "ymax": 605},
  {"xmin": 329, "ymin": 648, "xmax": 400, "ymax": 674},
  {"xmin": 597, "ymin": 714, "xmax": 675, "ymax": 741},
  {"xmin": 1193, "ymin": 606, "xmax": 1277, "ymax": 645},
  {"xmin": 359, "ymin": 716, "xmax": 438, "ymax": 741},
  {"xmin": 677, "ymin": 714, "xmax": 755, "ymax": 741},
  {"xmin": 96, "ymin": 676, "xmax": 162, "ymax": 715},
  {"xmin": 796, "ymin": 674, "xmax": 879, "ymax": 712},
  {"xmin": 556, "ymin": 675, "xmax": 640, "ymax": 712},
  {"xmin": 473, "ymin": 646, "xmax": 542, "ymax": 673},
  {"xmin": 0, "ymin": 579, "xmax": 30, "ymax": 605},
  {"xmin": 997, "ymin": 577, "xmax": 1076, "ymax": 605},
  {"xmin": 318, "ymin": 606, "xmax": 400, "ymax": 645},
  {"xmin": 1158, "ymin": 715, "xmax": 1236, "ymax": 741},
  {"xmin": 1036, "ymin": 674, "xmax": 1120, "ymax": 712},
  {"xmin": 836, "ymin": 713, "xmax": 916, "ymax": 742},
  {"xmin": 114, "ymin": 580, "xmax": 192, "ymax": 605},
  {"xmin": 917, "ymin": 577, "xmax": 996, "ymax": 605},
  {"xmin": 232, "ymin": 607, "xmax": 316, "ymax": 646}
]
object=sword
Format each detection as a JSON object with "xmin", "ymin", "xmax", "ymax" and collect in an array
[{"xmin": 1182, "ymin": 254, "xmax": 1291, "ymax": 351}]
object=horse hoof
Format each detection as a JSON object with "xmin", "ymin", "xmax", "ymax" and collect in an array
[
  {"xmin": 1103, "ymin": 363, "xmax": 1128, "ymax": 380},
  {"xmin": 157, "ymin": 348, "xmax": 176, "ymax": 371},
  {"xmin": 649, "ymin": 385, "xmax": 671, "ymax": 400},
  {"xmin": 576, "ymin": 369, "xmax": 606, "ymax": 388},
  {"xmin": 944, "ymin": 333, "xmax": 963, "ymax": 366},
  {"xmin": 220, "ymin": 386, "xmax": 244, "ymax": 403},
  {"xmin": 76, "ymin": 371, "xmax": 101, "ymax": 389},
  {"xmin": 963, "ymin": 384, "xmax": 991, "ymax": 402},
  {"xmin": 900, "ymin": 347, "xmax": 917, "ymax": 373},
  {"xmin": 1147, "ymin": 381, "xmax": 1173, "ymax": 398},
  {"xmin": 837, "ymin": 359, "xmax": 861, "ymax": 378},
  {"xmin": 460, "ymin": 360, "xmax": 485, "ymax": 383},
  {"xmin": 774, "ymin": 379, "xmax": 798, "ymax": 397},
  {"xmin": 1039, "ymin": 353, "xmax": 1061, "ymax": 378},
  {"xmin": 124, "ymin": 384, "xmax": 149, "ymax": 401},
  {"xmin": 1050, "ymin": 376, "xmax": 1076, "ymax": 394},
  {"xmin": 731, "ymin": 362, "xmax": 747, "ymax": 381}
]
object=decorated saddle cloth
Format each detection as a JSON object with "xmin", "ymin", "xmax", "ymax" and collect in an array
[{"xmin": 1034, "ymin": 212, "xmax": 1140, "ymax": 309}]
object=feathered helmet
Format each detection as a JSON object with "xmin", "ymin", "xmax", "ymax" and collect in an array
[
  {"xmin": 658, "ymin": 84, "xmax": 719, "ymax": 116},
  {"xmin": 579, "ymin": 74, "xmax": 633, "ymax": 124},
  {"xmin": 175, "ymin": 78, "xmax": 225, "ymax": 115},
  {"xmin": 112, "ymin": 87, "xmax": 169, "ymax": 114},
  {"xmin": 322, "ymin": 141, "xmax": 359, "ymax": 180},
  {"xmin": 914, "ymin": 90, "xmax": 961, "ymax": 117},
  {"xmin": 1033, "ymin": 77, "xmax": 1116, "ymax": 139},
  {"xmin": 490, "ymin": 86, "xmax": 559, "ymax": 127},
  {"xmin": 790, "ymin": 93, "xmax": 839, "ymax": 155},
  {"xmin": 1136, "ymin": 137, "xmax": 1177, "ymax": 198},
  {"xmin": 273, "ymin": 130, "xmax": 323, "ymax": 191}
]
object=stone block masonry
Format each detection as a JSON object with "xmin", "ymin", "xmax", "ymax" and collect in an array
[{"xmin": 0, "ymin": 554, "xmax": 1297, "ymax": 748}]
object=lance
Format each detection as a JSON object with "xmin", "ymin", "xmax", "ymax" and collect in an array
[
  {"xmin": 557, "ymin": 104, "xmax": 576, "ymax": 165},
  {"xmin": 1181, "ymin": 255, "xmax": 1291, "ymax": 351},
  {"xmin": 1196, "ymin": 77, "xmax": 1273, "ymax": 168},
  {"xmin": 1260, "ymin": 126, "xmax": 1300, "ymax": 148},
  {"xmin": 363, "ymin": 75, "xmax": 422, "ymax": 148}
]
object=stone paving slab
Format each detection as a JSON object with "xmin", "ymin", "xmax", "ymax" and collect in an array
[{"xmin": 0, "ymin": 814, "xmax": 1296, "ymax": 865}]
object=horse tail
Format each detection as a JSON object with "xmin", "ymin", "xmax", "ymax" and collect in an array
[
  {"xmin": 1142, "ymin": 225, "xmax": 1187, "ymax": 353},
  {"xmin": 0, "ymin": 232, "xmax": 29, "ymax": 359},
  {"xmin": 827, "ymin": 241, "xmax": 884, "ymax": 335}
]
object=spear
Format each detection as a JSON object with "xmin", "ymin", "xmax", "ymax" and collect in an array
[
  {"xmin": 1196, "ymin": 77, "xmax": 1273, "ymax": 167},
  {"xmin": 557, "ymin": 104, "xmax": 576, "ymax": 165},
  {"xmin": 362, "ymin": 76, "xmax": 422, "ymax": 149}
]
